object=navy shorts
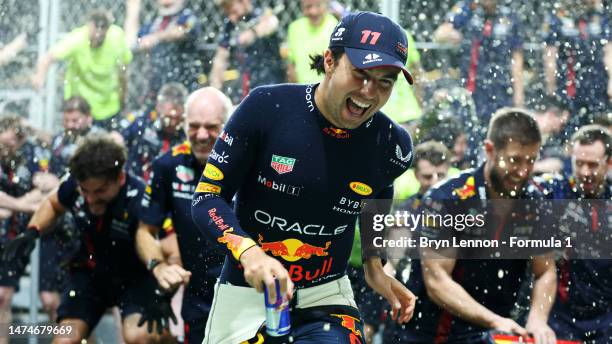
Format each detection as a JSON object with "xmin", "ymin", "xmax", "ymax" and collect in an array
[
  {"xmin": 243, "ymin": 305, "xmax": 366, "ymax": 344},
  {"xmin": 57, "ymin": 270, "xmax": 148, "ymax": 334},
  {"xmin": 549, "ymin": 302, "xmax": 612, "ymax": 344}
]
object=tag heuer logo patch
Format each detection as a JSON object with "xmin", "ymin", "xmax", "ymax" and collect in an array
[
  {"xmin": 271, "ymin": 155, "xmax": 296, "ymax": 175},
  {"xmin": 176, "ymin": 165, "xmax": 195, "ymax": 182}
]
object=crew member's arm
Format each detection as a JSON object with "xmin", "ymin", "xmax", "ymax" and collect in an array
[
  {"xmin": 209, "ymin": 46, "xmax": 229, "ymax": 90},
  {"xmin": 124, "ymin": 0, "xmax": 141, "ymax": 48},
  {"xmin": 31, "ymin": 51, "xmax": 56, "ymax": 90},
  {"xmin": 135, "ymin": 222, "xmax": 190, "ymax": 291},
  {"xmin": 237, "ymin": 9, "xmax": 279, "ymax": 47},
  {"xmin": 525, "ymin": 253, "xmax": 557, "ymax": 344},
  {"xmin": 433, "ymin": 1, "xmax": 474, "ymax": 44},
  {"xmin": 135, "ymin": 13, "xmax": 198, "ymax": 51},
  {"xmin": 0, "ymin": 33, "xmax": 27, "ymax": 66},
  {"xmin": 2, "ymin": 190, "xmax": 66, "ymax": 264},
  {"xmin": 421, "ymin": 252, "xmax": 528, "ymax": 336},
  {"xmin": 511, "ymin": 49, "xmax": 524, "ymax": 107},
  {"xmin": 0, "ymin": 190, "xmax": 41, "ymax": 214},
  {"xmin": 138, "ymin": 159, "xmax": 191, "ymax": 291},
  {"xmin": 191, "ymin": 88, "xmax": 293, "ymax": 300},
  {"xmin": 604, "ymin": 41, "xmax": 612, "ymax": 99}
]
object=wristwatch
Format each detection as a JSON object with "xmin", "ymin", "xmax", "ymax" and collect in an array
[{"xmin": 147, "ymin": 258, "xmax": 162, "ymax": 272}]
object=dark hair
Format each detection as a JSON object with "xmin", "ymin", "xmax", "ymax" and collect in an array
[
  {"xmin": 88, "ymin": 9, "xmax": 113, "ymax": 29},
  {"xmin": 62, "ymin": 96, "xmax": 91, "ymax": 115},
  {"xmin": 157, "ymin": 82, "xmax": 188, "ymax": 105},
  {"xmin": 592, "ymin": 112, "xmax": 611, "ymax": 128},
  {"xmin": 571, "ymin": 124, "xmax": 611, "ymax": 159},
  {"xmin": 487, "ymin": 107, "xmax": 541, "ymax": 149},
  {"xmin": 0, "ymin": 114, "xmax": 28, "ymax": 140},
  {"xmin": 414, "ymin": 140, "xmax": 450, "ymax": 171},
  {"xmin": 69, "ymin": 133, "xmax": 126, "ymax": 182},
  {"xmin": 531, "ymin": 94, "xmax": 571, "ymax": 114},
  {"xmin": 309, "ymin": 47, "xmax": 344, "ymax": 75},
  {"xmin": 420, "ymin": 116, "xmax": 465, "ymax": 151}
]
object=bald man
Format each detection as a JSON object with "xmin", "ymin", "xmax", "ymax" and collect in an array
[{"xmin": 136, "ymin": 87, "xmax": 232, "ymax": 344}]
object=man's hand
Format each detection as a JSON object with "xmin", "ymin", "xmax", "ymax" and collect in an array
[
  {"xmin": 364, "ymin": 258, "xmax": 415, "ymax": 324},
  {"xmin": 0, "ymin": 208, "xmax": 11, "ymax": 220},
  {"xmin": 240, "ymin": 246, "xmax": 294, "ymax": 302},
  {"xmin": 526, "ymin": 319, "xmax": 556, "ymax": 344},
  {"xmin": 152, "ymin": 263, "xmax": 191, "ymax": 291},
  {"xmin": 31, "ymin": 72, "xmax": 46, "ymax": 90},
  {"xmin": 138, "ymin": 288, "xmax": 177, "ymax": 334},
  {"xmin": 2, "ymin": 227, "xmax": 39, "ymax": 269},
  {"xmin": 490, "ymin": 316, "xmax": 528, "ymax": 337}
]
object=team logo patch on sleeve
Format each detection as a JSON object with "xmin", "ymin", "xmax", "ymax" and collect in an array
[
  {"xmin": 453, "ymin": 176, "xmax": 476, "ymax": 200},
  {"xmin": 349, "ymin": 182, "xmax": 372, "ymax": 196},
  {"xmin": 195, "ymin": 182, "xmax": 221, "ymax": 194},
  {"xmin": 203, "ymin": 163, "xmax": 224, "ymax": 181},
  {"xmin": 271, "ymin": 155, "xmax": 296, "ymax": 175}
]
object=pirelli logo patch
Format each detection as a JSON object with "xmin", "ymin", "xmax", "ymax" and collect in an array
[{"xmin": 195, "ymin": 182, "xmax": 221, "ymax": 194}]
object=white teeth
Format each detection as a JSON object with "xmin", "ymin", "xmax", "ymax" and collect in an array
[{"xmin": 349, "ymin": 97, "xmax": 370, "ymax": 109}]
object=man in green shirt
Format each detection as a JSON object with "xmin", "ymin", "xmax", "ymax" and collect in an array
[
  {"xmin": 285, "ymin": 0, "xmax": 338, "ymax": 84},
  {"xmin": 32, "ymin": 10, "xmax": 132, "ymax": 129},
  {"xmin": 381, "ymin": 31, "xmax": 423, "ymax": 124}
]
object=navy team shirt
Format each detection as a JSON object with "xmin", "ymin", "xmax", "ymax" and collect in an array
[
  {"xmin": 140, "ymin": 142, "xmax": 225, "ymax": 322},
  {"xmin": 448, "ymin": 1, "xmax": 523, "ymax": 123},
  {"xmin": 535, "ymin": 174, "xmax": 611, "ymax": 319},
  {"xmin": 191, "ymin": 84, "xmax": 413, "ymax": 289},
  {"xmin": 56, "ymin": 174, "xmax": 147, "ymax": 280},
  {"xmin": 400, "ymin": 164, "xmax": 551, "ymax": 343}
]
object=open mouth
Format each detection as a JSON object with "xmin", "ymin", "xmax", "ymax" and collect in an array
[{"xmin": 346, "ymin": 97, "xmax": 371, "ymax": 118}]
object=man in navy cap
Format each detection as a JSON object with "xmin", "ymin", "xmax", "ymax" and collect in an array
[{"xmin": 191, "ymin": 11, "xmax": 415, "ymax": 344}]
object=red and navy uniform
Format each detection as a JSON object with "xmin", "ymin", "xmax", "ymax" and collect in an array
[
  {"xmin": 138, "ymin": 6, "xmax": 201, "ymax": 98},
  {"xmin": 191, "ymin": 84, "xmax": 413, "ymax": 343},
  {"xmin": 140, "ymin": 141, "xmax": 225, "ymax": 344},
  {"xmin": 218, "ymin": 8, "xmax": 284, "ymax": 98},
  {"xmin": 55, "ymin": 173, "xmax": 155, "ymax": 331},
  {"xmin": 397, "ymin": 165, "xmax": 550, "ymax": 344},
  {"xmin": 121, "ymin": 111, "xmax": 184, "ymax": 183},
  {"xmin": 535, "ymin": 174, "xmax": 612, "ymax": 343},
  {"xmin": 543, "ymin": 9, "xmax": 611, "ymax": 118},
  {"xmin": 0, "ymin": 140, "xmax": 49, "ymax": 289},
  {"xmin": 447, "ymin": 0, "xmax": 523, "ymax": 123}
]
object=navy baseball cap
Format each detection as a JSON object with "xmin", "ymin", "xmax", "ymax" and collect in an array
[{"xmin": 329, "ymin": 12, "xmax": 414, "ymax": 85}]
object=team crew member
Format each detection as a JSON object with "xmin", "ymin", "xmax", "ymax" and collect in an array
[
  {"xmin": 121, "ymin": 82, "xmax": 188, "ymax": 182},
  {"xmin": 136, "ymin": 87, "xmax": 231, "ymax": 344},
  {"xmin": 399, "ymin": 109, "xmax": 557, "ymax": 344},
  {"xmin": 0, "ymin": 115, "xmax": 50, "ymax": 343},
  {"xmin": 536, "ymin": 125, "xmax": 612, "ymax": 343},
  {"xmin": 2, "ymin": 134, "xmax": 175, "ymax": 343},
  {"xmin": 543, "ymin": 0, "xmax": 611, "ymax": 122},
  {"xmin": 434, "ymin": 0, "xmax": 524, "ymax": 125},
  {"xmin": 193, "ymin": 11, "xmax": 416, "ymax": 344}
]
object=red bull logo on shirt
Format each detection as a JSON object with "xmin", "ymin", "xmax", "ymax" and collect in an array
[
  {"xmin": 453, "ymin": 176, "xmax": 476, "ymax": 199},
  {"xmin": 257, "ymin": 234, "xmax": 331, "ymax": 262},
  {"xmin": 323, "ymin": 126, "xmax": 350, "ymax": 139},
  {"xmin": 217, "ymin": 228, "xmax": 256, "ymax": 260},
  {"xmin": 331, "ymin": 314, "xmax": 363, "ymax": 340},
  {"xmin": 172, "ymin": 141, "xmax": 191, "ymax": 156}
]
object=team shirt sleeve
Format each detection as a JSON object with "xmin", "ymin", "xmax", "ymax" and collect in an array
[{"xmin": 191, "ymin": 89, "xmax": 265, "ymax": 262}]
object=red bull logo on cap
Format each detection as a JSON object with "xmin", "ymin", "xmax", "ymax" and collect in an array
[{"xmin": 258, "ymin": 234, "xmax": 331, "ymax": 262}]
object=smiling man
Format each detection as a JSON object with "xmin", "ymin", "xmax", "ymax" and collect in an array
[{"xmin": 192, "ymin": 11, "xmax": 416, "ymax": 344}]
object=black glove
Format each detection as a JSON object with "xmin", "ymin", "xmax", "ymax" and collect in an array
[
  {"xmin": 138, "ymin": 288, "xmax": 177, "ymax": 334},
  {"xmin": 2, "ymin": 226, "xmax": 39, "ymax": 268}
]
